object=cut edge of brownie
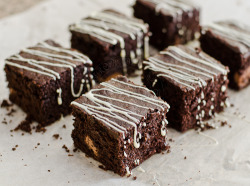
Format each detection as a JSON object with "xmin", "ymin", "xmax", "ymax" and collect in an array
[
  {"xmin": 200, "ymin": 21, "xmax": 250, "ymax": 90},
  {"xmin": 142, "ymin": 45, "xmax": 229, "ymax": 132},
  {"xmin": 71, "ymin": 76, "xmax": 170, "ymax": 176},
  {"xmin": 4, "ymin": 40, "xmax": 95, "ymax": 126},
  {"xmin": 69, "ymin": 9, "xmax": 150, "ymax": 82},
  {"xmin": 133, "ymin": 0, "xmax": 200, "ymax": 49}
]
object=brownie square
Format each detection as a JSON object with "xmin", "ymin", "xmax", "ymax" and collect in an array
[
  {"xmin": 69, "ymin": 9, "xmax": 150, "ymax": 82},
  {"xmin": 4, "ymin": 40, "xmax": 94, "ymax": 126},
  {"xmin": 143, "ymin": 45, "xmax": 229, "ymax": 132},
  {"xmin": 71, "ymin": 76, "xmax": 170, "ymax": 176},
  {"xmin": 200, "ymin": 21, "xmax": 250, "ymax": 90},
  {"xmin": 133, "ymin": 0, "xmax": 200, "ymax": 50}
]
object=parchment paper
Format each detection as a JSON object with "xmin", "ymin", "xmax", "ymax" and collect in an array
[{"xmin": 0, "ymin": 0, "xmax": 250, "ymax": 185}]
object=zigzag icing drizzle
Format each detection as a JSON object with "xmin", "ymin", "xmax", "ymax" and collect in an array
[
  {"xmin": 5, "ymin": 41, "xmax": 94, "ymax": 105},
  {"xmin": 143, "ymin": 0, "xmax": 196, "ymax": 20},
  {"xmin": 205, "ymin": 21, "xmax": 250, "ymax": 53},
  {"xmin": 69, "ymin": 11, "xmax": 149, "ymax": 73},
  {"xmin": 72, "ymin": 78, "xmax": 170, "ymax": 152},
  {"xmin": 143, "ymin": 46, "xmax": 228, "ymax": 127}
]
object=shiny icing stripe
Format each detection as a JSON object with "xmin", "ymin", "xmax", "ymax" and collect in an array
[{"xmin": 71, "ymin": 78, "xmax": 169, "ymax": 150}]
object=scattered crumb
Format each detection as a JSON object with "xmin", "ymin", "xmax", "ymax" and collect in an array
[
  {"xmin": 221, "ymin": 121, "xmax": 232, "ymax": 128},
  {"xmin": 62, "ymin": 145, "xmax": 70, "ymax": 153},
  {"xmin": 53, "ymin": 134, "xmax": 60, "ymax": 140},
  {"xmin": 98, "ymin": 165, "xmax": 108, "ymax": 171},
  {"xmin": 35, "ymin": 124, "xmax": 47, "ymax": 133},
  {"xmin": 68, "ymin": 154, "xmax": 74, "ymax": 157},
  {"xmin": 48, "ymin": 170, "xmax": 50, "ymax": 172},
  {"xmin": 7, "ymin": 108, "xmax": 16, "ymax": 116},
  {"xmin": 167, "ymin": 149, "xmax": 171, "ymax": 153},
  {"xmin": 169, "ymin": 138, "xmax": 175, "ymax": 142},
  {"xmin": 73, "ymin": 148, "xmax": 78, "ymax": 152},
  {"xmin": 184, "ymin": 156, "xmax": 187, "ymax": 160},
  {"xmin": 62, "ymin": 124, "xmax": 66, "ymax": 129},
  {"xmin": 1, "ymin": 99, "xmax": 13, "ymax": 108},
  {"xmin": 14, "ymin": 116, "xmax": 32, "ymax": 133},
  {"xmin": 12, "ymin": 148, "xmax": 16, "ymax": 151},
  {"xmin": 2, "ymin": 118, "xmax": 7, "ymax": 125},
  {"xmin": 133, "ymin": 176, "xmax": 137, "ymax": 180},
  {"xmin": 37, "ymin": 143, "xmax": 40, "ymax": 146}
]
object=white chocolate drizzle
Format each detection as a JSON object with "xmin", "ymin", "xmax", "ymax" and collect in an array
[
  {"xmin": 204, "ymin": 21, "xmax": 250, "ymax": 53},
  {"xmin": 143, "ymin": 0, "xmax": 197, "ymax": 21},
  {"xmin": 69, "ymin": 10, "xmax": 149, "ymax": 73},
  {"xmin": 143, "ymin": 45, "xmax": 229, "ymax": 126},
  {"xmin": 72, "ymin": 77, "xmax": 170, "ymax": 152},
  {"xmin": 5, "ymin": 41, "xmax": 94, "ymax": 105}
]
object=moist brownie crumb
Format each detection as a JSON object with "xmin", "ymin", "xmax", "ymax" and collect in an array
[
  {"xmin": 98, "ymin": 165, "xmax": 108, "ymax": 171},
  {"xmin": 1, "ymin": 99, "xmax": 13, "ymax": 108},
  {"xmin": 68, "ymin": 154, "xmax": 74, "ymax": 157},
  {"xmin": 6, "ymin": 108, "xmax": 16, "ymax": 116},
  {"xmin": 62, "ymin": 125, "xmax": 66, "ymax": 129},
  {"xmin": 184, "ymin": 156, "xmax": 187, "ymax": 160},
  {"xmin": 52, "ymin": 134, "xmax": 60, "ymax": 140},
  {"xmin": 12, "ymin": 147, "xmax": 16, "ymax": 151},
  {"xmin": 167, "ymin": 149, "xmax": 171, "ymax": 153},
  {"xmin": 2, "ymin": 118, "xmax": 7, "ymax": 125},
  {"xmin": 62, "ymin": 145, "xmax": 70, "ymax": 153},
  {"xmin": 48, "ymin": 170, "xmax": 50, "ymax": 172},
  {"xmin": 133, "ymin": 176, "xmax": 137, "ymax": 180},
  {"xmin": 221, "ymin": 121, "xmax": 232, "ymax": 128},
  {"xmin": 14, "ymin": 116, "xmax": 32, "ymax": 133},
  {"xmin": 35, "ymin": 124, "xmax": 47, "ymax": 133},
  {"xmin": 169, "ymin": 138, "xmax": 175, "ymax": 142}
]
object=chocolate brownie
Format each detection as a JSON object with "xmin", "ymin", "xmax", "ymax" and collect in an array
[
  {"xmin": 69, "ymin": 9, "xmax": 150, "ymax": 82},
  {"xmin": 200, "ymin": 21, "xmax": 250, "ymax": 90},
  {"xmin": 143, "ymin": 45, "xmax": 229, "ymax": 132},
  {"xmin": 133, "ymin": 0, "xmax": 200, "ymax": 50},
  {"xmin": 71, "ymin": 76, "xmax": 170, "ymax": 176},
  {"xmin": 4, "ymin": 40, "xmax": 94, "ymax": 126}
]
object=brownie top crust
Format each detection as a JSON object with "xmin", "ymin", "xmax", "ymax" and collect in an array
[
  {"xmin": 5, "ymin": 40, "xmax": 94, "ymax": 101},
  {"xmin": 71, "ymin": 76, "xmax": 170, "ymax": 148},
  {"xmin": 202, "ymin": 21, "xmax": 250, "ymax": 54},
  {"xmin": 136, "ymin": 0, "xmax": 199, "ymax": 18},
  {"xmin": 143, "ymin": 45, "xmax": 229, "ymax": 91},
  {"xmin": 69, "ymin": 9, "xmax": 149, "ymax": 74}
]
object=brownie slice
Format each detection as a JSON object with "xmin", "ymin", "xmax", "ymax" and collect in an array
[
  {"xmin": 69, "ymin": 9, "xmax": 150, "ymax": 82},
  {"xmin": 133, "ymin": 0, "xmax": 200, "ymax": 50},
  {"xmin": 200, "ymin": 21, "xmax": 250, "ymax": 90},
  {"xmin": 143, "ymin": 45, "xmax": 229, "ymax": 132},
  {"xmin": 71, "ymin": 76, "xmax": 170, "ymax": 176},
  {"xmin": 4, "ymin": 40, "xmax": 94, "ymax": 126}
]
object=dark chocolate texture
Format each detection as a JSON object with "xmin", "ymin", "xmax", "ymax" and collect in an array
[{"xmin": 71, "ymin": 76, "xmax": 170, "ymax": 176}]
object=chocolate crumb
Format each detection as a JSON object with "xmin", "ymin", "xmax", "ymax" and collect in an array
[
  {"xmin": 167, "ymin": 149, "xmax": 171, "ymax": 153},
  {"xmin": 62, "ymin": 124, "xmax": 66, "ymax": 129},
  {"xmin": 35, "ymin": 124, "xmax": 47, "ymax": 133},
  {"xmin": 7, "ymin": 108, "xmax": 16, "ymax": 116},
  {"xmin": 133, "ymin": 176, "xmax": 137, "ymax": 180},
  {"xmin": 14, "ymin": 116, "xmax": 32, "ymax": 133},
  {"xmin": 184, "ymin": 156, "xmax": 187, "ymax": 159},
  {"xmin": 98, "ymin": 165, "xmax": 108, "ymax": 171},
  {"xmin": 12, "ymin": 148, "xmax": 16, "ymax": 151},
  {"xmin": 62, "ymin": 145, "xmax": 70, "ymax": 153},
  {"xmin": 73, "ymin": 148, "xmax": 78, "ymax": 152},
  {"xmin": 1, "ymin": 100, "xmax": 13, "ymax": 108},
  {"xmin": 48, "ymin": 170, "xmax": 50, "ymax": 172},
  {"xmin": 68, "ymin": 154, "xmax": 74, "ymax": 157},
  {"xmin": 169, "ymin": 138, "xmax": 175, "ymax": 142},
  {"xmin": 53, "ymin": 134, "xmax": 60, "ymax": 139},
  {"xmin": 37, "ymin": 143, "xmax": 40, "ymax": 146}
]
